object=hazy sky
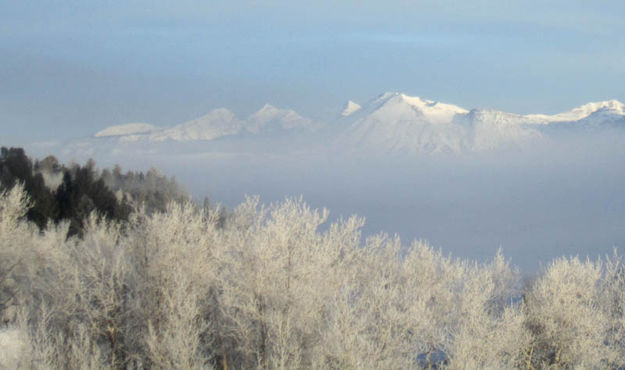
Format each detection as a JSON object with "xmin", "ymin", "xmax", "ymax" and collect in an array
[{"xmin": 2, "ymin": 0, "xmax": 625, "ymax": 142}]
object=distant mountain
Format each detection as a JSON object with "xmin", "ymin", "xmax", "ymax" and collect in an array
[
  {"xmin": 339, "ymin": 93, "xmax": 625, "ymax": 153},
  {"xmin": 524, "ymin": 99, "xmax": 625, "ymax": 124},
  {"xmin": 95, "ymin": 123, "xmax": 158, "ymax": 138},
  {"xmin": 88, "ymin": 93, "xmax": 625, "ymax": 155},
  {"xmin": 338, "ymin": 92, "xmax": 470, "ymax": 153},
  {"xmin": 247, "ymin": 104, "xmax": 319, "ymax": 133},
  {"xmin": 94, "ymin": 105, "xmax": 322, "ymax": 144},
  {"xmin": 149, "ymin": 108, "xmax": 244, "ymax": 142}
]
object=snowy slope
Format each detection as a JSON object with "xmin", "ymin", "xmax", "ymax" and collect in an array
[
  {"xmin": 457, "ymin": 109, "xmax": 542, "ymax": 151},
  {"xmin": 148, "ymin": 109, "xmax": 244, "ymax": 142},
  {"xmin": 247, "ymin": 104, "xmax": 319, "ymax": 133},
  {"xmin": 94, "ymin": 123, "xmax": 157, "ymax": 137}
]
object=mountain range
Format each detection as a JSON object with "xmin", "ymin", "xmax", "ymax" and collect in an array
[
  {"xmin": 94, "ymin": 104, "xmax": 319, "ymax": 142},
  {"xmin": 91, "ymin": 92, "xmax": 625, "ymax": 155}
]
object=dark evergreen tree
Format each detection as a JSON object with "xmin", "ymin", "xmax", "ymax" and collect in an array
[
  {"xmin": 1, "ymin": 147, "xmax": 132, "ymax": 236},
  {"xmin": 1, "ymin": 147, "xmax": 191, "ymax": 236},
  {"xmin": 0, "ymin": 147, "xmax": 58, "ymax": 229},
  {"xmin": 56, "ymin": 164, "xmax": 131, "ymax": 236}
]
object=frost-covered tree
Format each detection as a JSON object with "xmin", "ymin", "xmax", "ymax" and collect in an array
[
  {"xmin": 3, "ymin": 181, "xmax": 625, "ymax": 369},
  {"xmin": 523, "ymin": 257, "xmax": 617, "ymax": 368}
]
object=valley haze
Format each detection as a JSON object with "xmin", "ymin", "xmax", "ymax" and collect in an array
[{"xmin": 19, "ymin": 92, "xmax": 625, "ymax": 271}]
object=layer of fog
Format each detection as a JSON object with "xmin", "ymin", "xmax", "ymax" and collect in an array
[{"xmin": 25, "ymin": 130, "xmax": 625, "ymax": 271}]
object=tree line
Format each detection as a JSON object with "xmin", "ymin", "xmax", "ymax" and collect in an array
[{"xmin": 0, "ymin": 147, "xmax": 189, "ymax": 236}]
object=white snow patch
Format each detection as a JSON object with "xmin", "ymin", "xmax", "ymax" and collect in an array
[
  {"xmin": 341, "ymin": 100, "xmax": 361, "ymax": 116},
  {"xmin": 95, "ymin": 123, "xmax": 157, "ymax": 137}
]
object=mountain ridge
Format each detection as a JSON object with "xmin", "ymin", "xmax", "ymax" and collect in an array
[{"xmin": 91, "ymin": 93, "xmax": 625, "ymax": 154}]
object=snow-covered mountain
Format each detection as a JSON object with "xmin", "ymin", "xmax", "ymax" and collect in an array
[
  {"xmin": 90, "ymin": 93, "xmax": 625, "ymax": 155},
  {"xmin": 338, "ymin": 92, "xmax": 470, "ymax": 153},
  {"xmin": 149, "ymin": 109, "xmax": 244, "ymax": 142},
  {"xmin": 94, "ymin": 105, "xmax": 322, "ymax": 144},
  {"xmin": 339, "ymin": 93, "xmax": 625, "ymax": 153}
]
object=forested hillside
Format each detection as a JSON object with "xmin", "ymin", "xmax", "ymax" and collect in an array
[
  {"xmin": 0, "ymin": 147, "xmax": 188, "ymax": 236},
  {"xmin": 1, "ymin": 181, "xmax": 625, "ymax": 368}
]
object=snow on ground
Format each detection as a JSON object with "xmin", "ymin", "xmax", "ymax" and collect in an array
[{"xmin": 0, "ymin": 327, "xmax": 24, "ymax": 368}]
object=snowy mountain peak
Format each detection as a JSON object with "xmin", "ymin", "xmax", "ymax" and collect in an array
[
  {"xmin": 364, "ymin": 92, "xmax": 468, "ymax": 124},
  {"xmin": 575, "ymin": 99, "xmax": 625, "ymax": 114},
  {"xmin": 338, "ymin": 93, "xmax": 473, "ymax": 154},
  {"xmin": 341, "ymin": 101, "xmax": 361, "ymax": 117},
  {"xmin": 247, "ymin": 104, "xmax": 316, "ymax": 133},
  {"xmin": 526, "ymin": 99, "xmax": 625, "ymax": 123},
  {"xmin": 401, "ymin": 94, "xmax": 468, "ymax": 116},
  {"xmin": 148, "ymin": 108, "xmax": 243, "ymax": 142},
  {"xmin": 95, "ymin": 123, "xmax": 157, "ymax": 137},
  {"xmin": 254, "ymin": 104, "xmax": 281, "ymax": 116},
  {"xmin": 249, "ymin": 104, "xmax": 287, "ymax": 121}
]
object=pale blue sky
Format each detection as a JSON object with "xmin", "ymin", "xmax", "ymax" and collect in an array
[{"xmin": 2, "ymin": 0, "xmax": 625, "ymax": 141}]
